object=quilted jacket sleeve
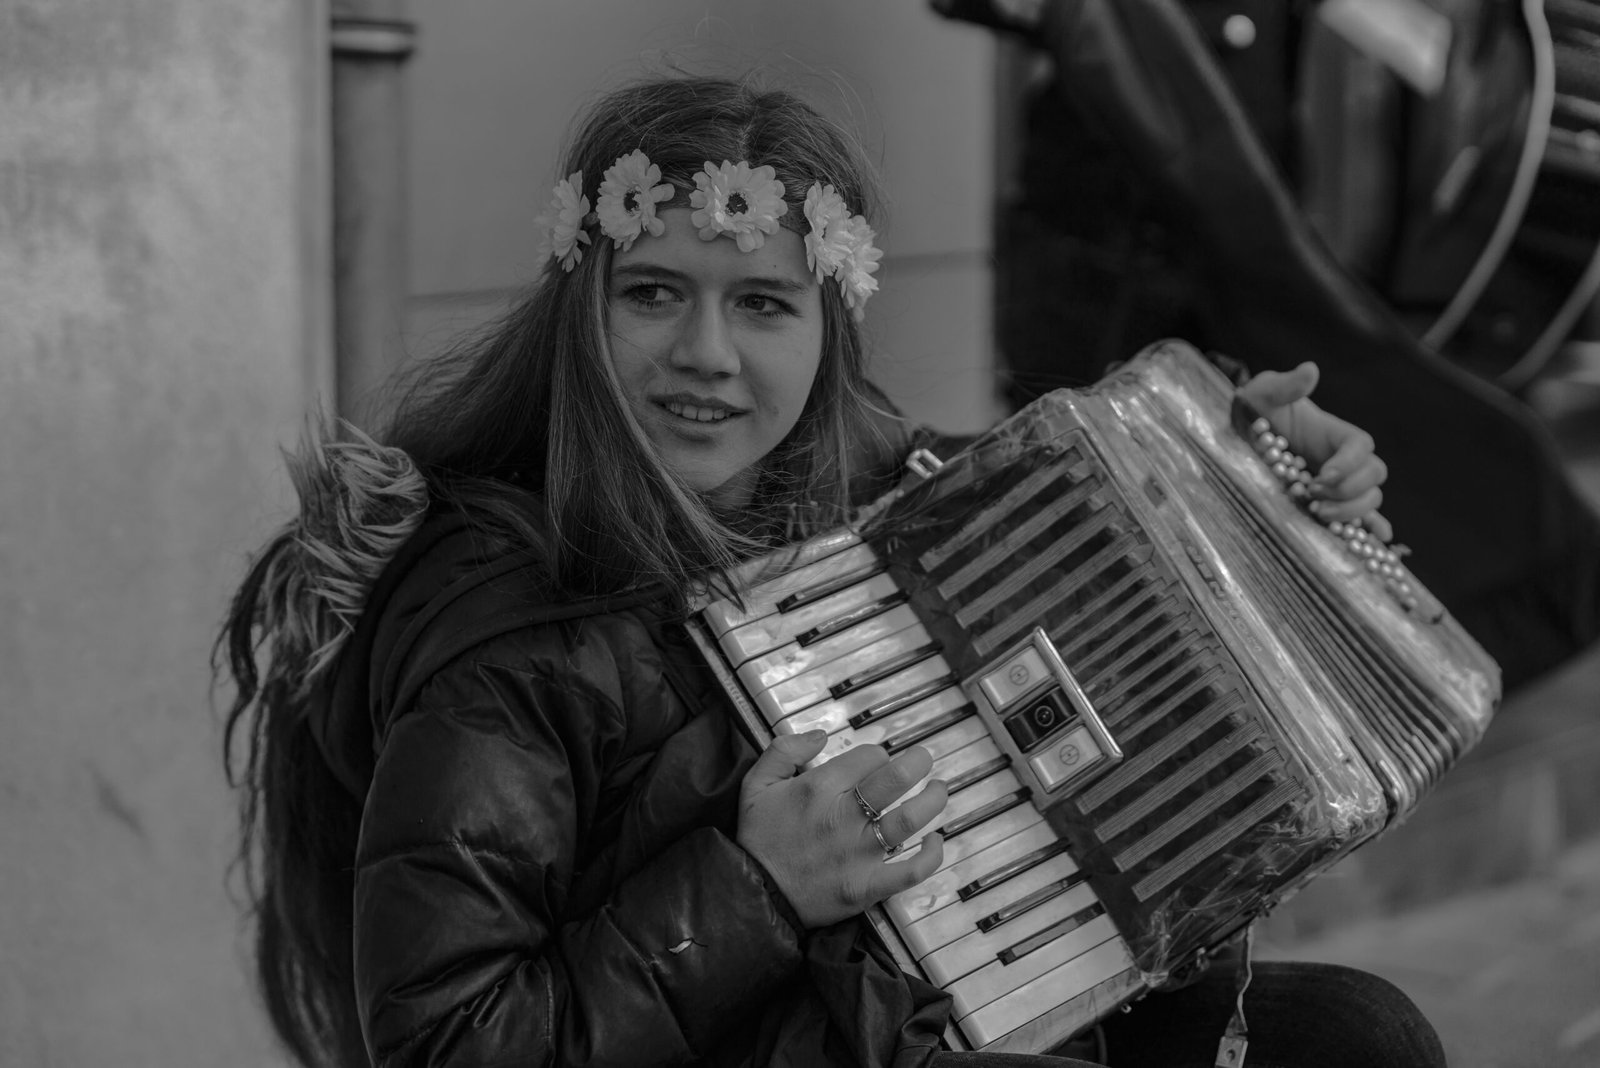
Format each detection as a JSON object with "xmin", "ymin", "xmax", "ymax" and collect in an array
[{"xmin": 351, "ymin": 627, "xmax": 807, "ymax": 1067}]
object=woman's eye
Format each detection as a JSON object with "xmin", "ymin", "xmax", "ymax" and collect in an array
[
  {"xmin": 742, "ymin": 294, "xmax": 793, "ymax": 317},
  {"xmin": 624, "ymin": 284, "xmax": 674, "ymax": 308}
]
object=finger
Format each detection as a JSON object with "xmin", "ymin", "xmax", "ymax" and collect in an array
[
  {"xmin": 871, "ymin": 830, "xmax": 946, "ymax": 896},
  {"xmin": 1314, "ymin": 456, "xmax": 1387, "ymax": 502},
  {"xmin": 854, "ymin": 745, "xmax": 934, "ymax": 814},
  {"xmin": 1238, "ymin": 361, "xmax": 1319, "ymax": 414},
  {"xmin": 876, "ymin": 779, "xmax": 950, "ymax": 850},
  {"xmin": 1308, "ymin": 486, "xmax": 1383, "ymax": 524},
  {"xmin": 742, "ymin": 730, "xmax": 827, "ymax": 795},
  {"xmin": 1364, "ymin": 510, "xmax": 1394, "ymax": 544},
  {"xmin": 1311, "ymin": 431, "xmax": 1376, "ymax": 491}
]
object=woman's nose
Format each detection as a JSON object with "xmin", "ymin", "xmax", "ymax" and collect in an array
[{"xmin": 670, "ymin": 306, "xmax": 740, "ymax": 376}]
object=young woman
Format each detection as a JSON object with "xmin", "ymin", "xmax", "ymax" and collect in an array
[{"xmin": 219, "ymin": 75, "xmax": 1441, "ymax": 1068}]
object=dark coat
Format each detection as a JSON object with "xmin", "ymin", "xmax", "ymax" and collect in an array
[{"xmin": 315, "ymin": 513, "xmax": 952, "ymax": 1067}]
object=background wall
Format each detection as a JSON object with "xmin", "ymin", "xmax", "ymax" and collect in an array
[
  {"xmin": 397, "ymin": 0, "xmax": 1005, "ymax": 435},
  {"xmin": 0, "ymin": 1, "xmax": 325, "ymax": 1064},
  {"xmin": 0, "ymin": 4, "xmax": 996, "ymax": 1065}
]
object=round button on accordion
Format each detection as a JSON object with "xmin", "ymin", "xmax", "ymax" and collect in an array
[{"xmin": 686, "ymin": 340, "xmax": 1500, "ymax": 1055}]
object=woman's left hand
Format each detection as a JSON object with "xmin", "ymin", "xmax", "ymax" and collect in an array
[{"xmin": 1236, "ymin": 361, "xmax": 1392, "ymax": 543}]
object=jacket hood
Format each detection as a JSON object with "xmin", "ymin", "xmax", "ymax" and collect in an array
[{"xmin": 253, "ymin": 425, "xmax": 476, "ymax": 799}]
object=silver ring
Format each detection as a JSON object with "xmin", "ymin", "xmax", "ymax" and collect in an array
[
  {"xmin": 870, "ymin": 820, "xmax": 902, "ymax": 858},
  {"xmin": 853, "ymin": 786, "xmax": 884, "ymax": 823}
]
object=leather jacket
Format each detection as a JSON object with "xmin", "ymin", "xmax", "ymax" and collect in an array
[{"xmin": 313, "ymin": 508, "xmax": 952, "ymax": 1068}]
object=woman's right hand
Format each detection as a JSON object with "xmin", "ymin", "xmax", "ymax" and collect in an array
[{"xmin": 736, "ymin": 730, "xmax": 948, "ymax": 928}]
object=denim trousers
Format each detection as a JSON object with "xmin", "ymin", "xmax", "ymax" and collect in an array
[{"xmin": 929, "ymin": 961, "xmax": 1446, "ymax": 1068}]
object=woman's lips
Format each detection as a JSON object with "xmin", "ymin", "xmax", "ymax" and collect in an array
[{"xmin": 663, "ymin": 400, "xmax": 736, "ymax": 423}]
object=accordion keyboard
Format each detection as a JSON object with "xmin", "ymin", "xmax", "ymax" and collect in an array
[
  {"xmin": 701, "ymin": 536, "xmax": 1140, "ymax": 1045},
  {"xmin": 698, "ymin": 431, "xmax": 1320, "ymax": 1049},
  {"xmin": 692, "ymin": 343, "xmax": 1498, "ymax": 1053}
]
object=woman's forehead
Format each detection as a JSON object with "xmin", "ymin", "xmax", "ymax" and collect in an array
[{"xmin": 610, "ymin": 208, "xmax": 814, "ymax": 287}]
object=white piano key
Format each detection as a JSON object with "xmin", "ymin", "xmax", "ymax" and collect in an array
[
  {"xmin": 885, "ymin": 819, "xmax": 1060, "ymax": 928},
  {"xmin": 868, "ymin": 791, "xmax": 1048, "ymax": 892},
  {"xmin": 878, "ymin": 737, "xmax": 1009, "ymax": 837},
  {"xmin": 930, "ymin": 737, "xmax": 1005, "ymax": 791},
  {"xmin": 902, "ymin": 852, "xmax": 1083, "ymax": 957},
  {"xmin": 816, "ymin": 705, "xmax": 987, "ymax": 767},
  {"xmin": 762, "ymin": 656, "xmax": 956, "ymax": 732},
  {"xmin": 720, "ymin": 572, "xmax": 905, "ymax": 663},
  {"xmin": 759, "ymin": 624, "xmax": 938, "ymax": 716},
  {"xmin": 957, "ymin": 939, "xmax": 1136, "ymax": 1047},
  {"xmin": 921, "ymin": 880, "xmax": 1102, "ymax": 986},
  {"xmin": 702, "ymin": 540, "xmax": 876, "ymax": 634},
  {"xmin": 947, "ymin": 914, "xmax": 1124, "ymax": 1019},
  {"xmin": 805, "ymin": 687, "xmax": 974, "ymax": 754},
  {"xmin": 935, "ymin": 767, "xmax": 1025, "ymax": 838},
  {"xmin": 934, "ymin": 801, "xmax": 1047, "ymax": 872},
  {"xmin": 737, "ymin": 605, "xmax": 924, "ymax": 691}
]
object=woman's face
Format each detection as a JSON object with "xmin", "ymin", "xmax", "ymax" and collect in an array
[{"xmin": 607, "ymin": 208, "xmax": 825, "ymax": 509}]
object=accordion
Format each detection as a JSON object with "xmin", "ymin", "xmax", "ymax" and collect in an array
[{"xmin": 686, "ymin": 341, "xmax": 1499, "ymax": 1054}]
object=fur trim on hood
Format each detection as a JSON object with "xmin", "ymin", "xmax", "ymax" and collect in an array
[{"xmin": 254, "ymin": 421, "xmax": 428, "ymax": 697}]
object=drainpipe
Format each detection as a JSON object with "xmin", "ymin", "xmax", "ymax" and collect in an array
[{"xmin": 329, "ymin": 1, "xmax": 416, "ymax": 424}]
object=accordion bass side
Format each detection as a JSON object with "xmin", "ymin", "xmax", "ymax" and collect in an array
[{"xmin": 686, "ymin": 341, "xmax": 1500, "ymax": 1054}]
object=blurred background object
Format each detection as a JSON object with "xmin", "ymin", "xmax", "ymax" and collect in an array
[{"xmin": 934, "ymin": 0, "xmax": 1600, "ymax": 693}]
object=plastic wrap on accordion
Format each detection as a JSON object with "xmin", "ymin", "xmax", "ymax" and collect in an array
[{"xmin": 851, "ymin": 342, "xmax": 1499, "ymax": 985}]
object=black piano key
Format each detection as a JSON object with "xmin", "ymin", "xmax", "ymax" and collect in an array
[
  {"xmin": 976, "ymin": 871, "xmax": 1088, "ymax": 933},
  {"xmin": 944, "ymin": 755, "xmax": 1013, "ymax": 795},
  {"xmin": 940, "ymin": 788, "xmax": 1032, "ymax": 839},
  {"xmin": 997, "ymin": 902, "xmax": 1106, "ymax": 965},
  {"xmin": 848, "ymin": 674, "xmax": 960, "ymax": 730},
  {"xmin": 830, "ymin": 643, "xmax": 943, "ymax": 699},
  {"xmin": 776, "ymin": 562, "xmax": 885, "ymax": 612},
  {"xmin": 796, "ymin": 590, "xmax": 910, "ymax": 646},
  {"xmin": 958, "ymin": 840, "xmax": 1071, "ymax": 901},
  {"xmin": 881, "ymin": 702, "xmax": 976, "ymax": 755}
]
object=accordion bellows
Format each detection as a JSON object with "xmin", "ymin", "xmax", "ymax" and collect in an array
[{"xmin": 689, "ymin": 341, "xmax": 1500, "ymax": 1054}]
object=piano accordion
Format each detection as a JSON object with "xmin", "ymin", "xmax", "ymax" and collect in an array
[{"xmin": 686, "ymin": 341, "xmax": 1500, "ymax": 1054}]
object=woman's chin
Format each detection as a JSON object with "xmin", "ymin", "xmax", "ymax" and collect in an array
[{"xmin": 689, "ymin": 466, "xmax": 757, "ymax": 511}]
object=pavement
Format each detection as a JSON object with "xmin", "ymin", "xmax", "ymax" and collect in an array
[
  {"xmin": 1253, "ymin": 371, "xmax": 1600, "ymax": 1068},
  {"xmin": 1260, "ymin": 832, "xmax": 1600, "ymax": 1068}
]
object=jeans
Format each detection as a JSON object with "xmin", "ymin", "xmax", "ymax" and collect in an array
[{"xmin": 929, "ymin": 961, "xmax": 1446, "ymax": 1068}]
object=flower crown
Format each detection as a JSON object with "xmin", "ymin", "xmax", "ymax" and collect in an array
[{"xmin": 536, "ymin": 150, "xmax": 882, "ymax": 317}]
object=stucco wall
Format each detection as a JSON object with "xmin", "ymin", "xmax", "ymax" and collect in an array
[{"xmin": 0, "ymin": 2, "xmax": 322, "ymax": 1064}]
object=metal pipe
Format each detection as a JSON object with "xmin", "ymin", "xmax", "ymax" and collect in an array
[{"xmin": 329, "ymin": 1, "xmax": 416, "ymax": 424}]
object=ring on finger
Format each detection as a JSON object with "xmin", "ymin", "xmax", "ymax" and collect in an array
[
  {"xmin": 852, "ymin": 786, "xmax": 884, "ymax": 823},
  {"xmin": 870, "ymin": 820, "xmax": 902, "ymax": 858}
]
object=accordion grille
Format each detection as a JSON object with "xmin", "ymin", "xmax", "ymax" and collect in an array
[{"xmin": 885, "ymin": 432, "xmax": 1310, "ymax": 949}]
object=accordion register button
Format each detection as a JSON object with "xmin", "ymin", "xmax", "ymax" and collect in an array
[
  {"xmin": 1003, "ymin": 688, "xmax": 1076, "ymax": 751},
  {"xmin": 979, "ymin": 648, "xmax": 1051, "ymax": 708},
  {"xmin": 1027, "ymin": 724, "xmax": 1103, "ymax": 792}
]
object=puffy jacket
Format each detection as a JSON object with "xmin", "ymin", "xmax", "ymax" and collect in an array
[{"xmin": 308, "ymin": 499, "xmax": 953, "ymax": 1068}]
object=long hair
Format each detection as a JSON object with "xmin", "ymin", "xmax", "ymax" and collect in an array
[{"xmin": 219, "ymin": 74, "xmax": 904, "ymax": 1068}]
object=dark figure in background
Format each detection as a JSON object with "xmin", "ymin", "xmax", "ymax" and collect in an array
[
  {"xmin": 935, "ymin": 0, "xmax": 1600, "ymax": 691},
  {"xmin": 217, "ymin": 74, "xmax": 1444, "ymax": 1068}
]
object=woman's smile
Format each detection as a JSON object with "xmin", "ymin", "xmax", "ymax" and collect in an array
[{"xmin": 654, "ymin": 392, "xmax": 749, "ymax": 425}]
